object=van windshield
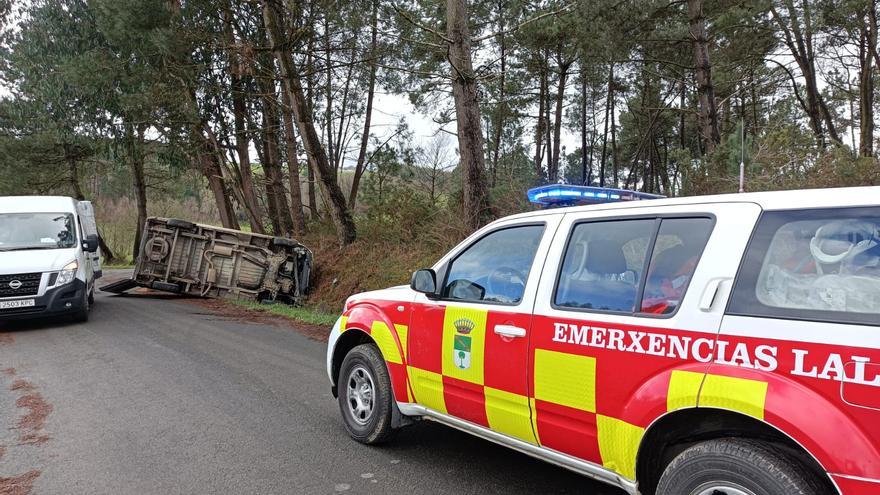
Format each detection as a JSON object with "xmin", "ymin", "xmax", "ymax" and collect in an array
[{"xmin": 0, "ymin": 212, "xmax": 77, "ymax": 251}]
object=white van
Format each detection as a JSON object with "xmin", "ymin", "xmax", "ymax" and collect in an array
[{"xmin": 0, "ymin": 196, "xmax": 101, "ymax": 322}]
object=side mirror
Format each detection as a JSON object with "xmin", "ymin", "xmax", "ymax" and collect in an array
[
  {"xmin": 83, "ymin": 234, "xmax": 99, "ymax": 253},
  {"xmin": 411, "ymin": 269, "xmax": 438, "ymax": 297}
]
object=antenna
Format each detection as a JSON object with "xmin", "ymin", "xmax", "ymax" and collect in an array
[{"xmin": 738, "ymin": 118, "xmax": 745, "ymax": 194}]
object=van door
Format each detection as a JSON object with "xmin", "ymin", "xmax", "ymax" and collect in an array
[
  {"xmin": 76, "ymin": 201, "xmax": 101, "ymax": 278},
  {"xmin": 528, "ymin": 202, "xmax": 761, "ymax": 478},
  {"xmin": 407, "ymin": 215, "xmax": 562, "ymax": 444}
]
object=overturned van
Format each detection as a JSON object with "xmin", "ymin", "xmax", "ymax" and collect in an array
[{"xmin": 102, "ymin": 217, "xmax": 312, "ymax": 305}]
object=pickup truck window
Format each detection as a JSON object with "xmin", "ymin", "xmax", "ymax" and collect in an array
[
  {"xmin": 729, "ymin": 207, "xmax": 880, "ymax": 325},
  {"xmin": 443, "ymin": 224, "xmax": 545, "ymax": 305},
  {"xmin": 640, "ymin": 218, "xmax": 714, "ymax": 314},
  {"xmin": 555, "ymin": 217, "xmax": 713, "ymax": 316},
  {"xmin": 555, "ymin": 219, "xmax": 655, "ymax": 312}
]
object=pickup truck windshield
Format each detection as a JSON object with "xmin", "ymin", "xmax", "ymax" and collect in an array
[{"xmin": 0, "ymin": 212, "xmax": 77, "ymax": 251}]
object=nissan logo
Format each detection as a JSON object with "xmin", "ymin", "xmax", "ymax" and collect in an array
[{"xmin": 8, "ymin": 280, "xmax": 22, "ymax": 290}]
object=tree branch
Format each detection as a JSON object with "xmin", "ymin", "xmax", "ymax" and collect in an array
[{"xmin": 472, "ymin": 3, "xmax": 574, "ymax": 44}]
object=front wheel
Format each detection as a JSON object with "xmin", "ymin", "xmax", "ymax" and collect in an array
[
  {"xmin": 656, "ymin": 438, "xmax": 821, "ymax": 495},
  {"xmin": 337, "ymin": 343, "xmax": 396, "ymax": 444}
]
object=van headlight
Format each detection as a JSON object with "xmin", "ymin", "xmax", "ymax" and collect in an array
[{"xmin": 56, "ymin": 261, "xmax": 78, "ymax": 286}]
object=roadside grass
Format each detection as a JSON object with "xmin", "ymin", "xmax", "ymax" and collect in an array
[
  {"xmin": 102, "ymin": 262, "xmax": 134, "ymax": 269},
  {"xmin": 229, "ymin": 299, "xmax": 339, "ymax": 327}
]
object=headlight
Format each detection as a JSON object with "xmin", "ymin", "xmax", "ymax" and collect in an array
[{"xmin": 56, "ymin": 260, "xmax": 78, "ymax": 286}]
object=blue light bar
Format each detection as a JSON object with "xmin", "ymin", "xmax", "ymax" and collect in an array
[{"xmin": 527, "ymin": 185, "xmax": 664, "ymax": 208}]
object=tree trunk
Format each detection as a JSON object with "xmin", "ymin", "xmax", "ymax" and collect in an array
[
  {"xmin": 280, "ymin": 82, "xmax": 307, "ymax": 235},
  {"xmin": 550, "ymin": 57, "xmax": 570, "ymax": 183},
  {"xmin": 223, "ymin": 3, "xmax": 264, "ymax": 233},
  {"xmin": 258, "ymin": 74, "xmax": 294, "ymax": 237},
  {"xmin": 349, "ymin": 0, "xmax": 378, "ymax": 210},
  {"xmin": 580, "ymin": 72, "xmax": 588, "ymax": 185},
  {"xmin": 688, "ymin": 0, "xmax": 720, "ymax": 155},
  {"xmin": 534, "ymin": 64, "xmax": 547, "ymax": 181},
  {"xmin": 610, "ymin": 69, "xmax": 619, "ymax": 188},
  {"xmin": 263, "ymin": 0, "xmax": 356, "ymax": 245},
  {"xmin": 770, "ymin": 1, "xmax": 841, "ymax": 148},
  {"xmin": 489, "ymin": 7, "xmax": 507, "ymax": 188},
  {"xmin": 599, "ymin": 65, "xmax": 612, "ymax": 187},
  {"xmin": 859, "ymin": 2, "xmax": 877, "ymax": 157},
  {"xmin": 447, "ymin": 0, "xmax": 492, "ymax": 229},
  {"xmin": 129, "ymin": 124, "xmax": 148, "ymax": 261}
]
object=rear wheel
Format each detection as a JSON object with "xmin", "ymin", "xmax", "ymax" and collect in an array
[
  {"xmin": 166, "ymin": 218, "xmax": 196, "ymax": 230},
  {"xmin": 271, "ymin": 236, "xmax": 298, "ymax": 249},
  {"xmin": 337, "ymin": 343, "xmax": 396, "ymax": 444},
  {"xmin": 656, "ymin": 438, "xmax": 821, "ymax": 495}
]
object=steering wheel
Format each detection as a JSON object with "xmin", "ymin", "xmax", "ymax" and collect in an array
[{"xmin": 486, "ymin": 266, "xmax": 527, "ymax": 302}]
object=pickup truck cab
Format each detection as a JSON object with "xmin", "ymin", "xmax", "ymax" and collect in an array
[
  {"xmin": 327, "ymin": 186, "xmax": 880, "ymax": 495},
  {"xmin": 0, "ymin": 196, "xmax": 101, "ymax": 322}
]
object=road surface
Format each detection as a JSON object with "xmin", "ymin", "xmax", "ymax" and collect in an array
[{"xmin": 0, "ymin": 271, "xmax": 625, "ymax": 494}]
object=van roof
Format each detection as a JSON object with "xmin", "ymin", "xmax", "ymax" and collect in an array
[
  {"xmin": 499, "ymin": 185, "xmax": 880, "ymax": 223},
  {"xmin": 0, "ymin": 195, "xmax": 78, "ymax": 213}
]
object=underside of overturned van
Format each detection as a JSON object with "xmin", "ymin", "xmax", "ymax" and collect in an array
[{"xmin": 102, "ymin": 217, "xmax": 312, "ymax": 305}]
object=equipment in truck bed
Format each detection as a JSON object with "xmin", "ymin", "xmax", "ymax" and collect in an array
[{"xmin": 100, "ymin": 217, "xmax": 312, "ymax": 305}]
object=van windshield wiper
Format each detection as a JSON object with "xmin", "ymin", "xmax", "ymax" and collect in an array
[{"xmin": 0, "ymin": 246, "xmax": 59, "ymax": 252}]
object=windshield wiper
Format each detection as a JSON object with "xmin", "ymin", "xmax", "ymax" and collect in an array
[{"xmin": 0, "ymin": 246, "xmax": 59, "ymax": 252}]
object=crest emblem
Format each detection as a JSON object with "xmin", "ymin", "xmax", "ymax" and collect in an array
[
  {"xmin": 8, "ymin": 280, "xmax": 21, "ymax": 290},
  {"xmin": 452, "ymin": 318, "xmax": 475, "ymax": 369}
]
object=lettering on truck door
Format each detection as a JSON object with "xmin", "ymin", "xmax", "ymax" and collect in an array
[
  {"xmin": 529, "ymin": 203, "xmax": 762, "ymax": 480},
  {"xmin": 407, "ymin": 215, "xmax": 563, "ymax": 444}
]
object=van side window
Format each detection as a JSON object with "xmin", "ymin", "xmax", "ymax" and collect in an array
[
  {"xmin": 728, "ymin": 207, "xmax": 880, "ymax": 326},
  {"xmin": 554, "ymin": 219, "xmax": 655, "ymax": 312},
  {"xmin": 640, "ymin": 218, "xmax": 714, "ymax": 314},
  {"xmin": 443, "ymin": 225, "xmax": 545, "ymax": 305}
]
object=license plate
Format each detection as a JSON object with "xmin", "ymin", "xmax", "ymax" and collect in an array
[{"xmin": 0, "ymin": 299, "xmax": 35, "ymax": 310}]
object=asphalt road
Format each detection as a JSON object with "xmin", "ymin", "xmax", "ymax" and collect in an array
[{"xmin": 0, "ymin": 271, "xmax": 625, "ymax": 495}]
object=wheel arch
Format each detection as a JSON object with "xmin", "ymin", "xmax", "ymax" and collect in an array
[
  {"xmin": 635, "ymin": 407, "xmax": 840, "ymax": 495},
  {"xmin": 330, "ymin": 303, "xmax": 410, "ymax": 405},
  {"xmin": 330, "ymin": 328, "xmax": 376, "ymax": 396}
]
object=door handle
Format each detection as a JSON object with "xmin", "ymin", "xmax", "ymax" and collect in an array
[
  {"xmin": 494, "ymin": 325, "xmax": 527, "ymax": 338},
  {"xmin": 699, "ymin": 277, "xmax": 730, "ymax": 311}
]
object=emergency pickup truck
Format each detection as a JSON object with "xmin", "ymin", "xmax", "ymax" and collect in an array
[{"xmin": 326, "ymin": 185, "xmax": 880, "ymax": 495}]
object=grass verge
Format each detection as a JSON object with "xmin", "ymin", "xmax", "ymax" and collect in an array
[{"xmin": 228, "ymin": 299, "xmax": 339, "ymax": 327}]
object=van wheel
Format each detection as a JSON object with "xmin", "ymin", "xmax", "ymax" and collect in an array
[
  {"xmin": 72, "ymin": 290, "xmax": 89, "ymax": 323},
  {"xmin": 656, "ymin": 439, "xmax": 820, "ymax": 495},
  {"xmin": 166, "ymin": 218, "xmax": 196, "ymax": 230},
  {"xmin": 271, "ymin": 236, "xmax": 297, "ymax": 249},
  {"xmin": 337, "ymin": 343, "xmax": 396, "ymax": 444}
]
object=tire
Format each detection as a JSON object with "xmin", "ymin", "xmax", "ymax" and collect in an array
[
  {"xmin": 271, "ymin": 236, "xmax": 297, "ymax": 249},
  {"xmin": 71, "ymin": 289, "xmax": 89, "ymax": 323},
  {"xmin": 656, "ymin": 438, "xmax": 822, "ymax": 495},
  {"xmin": 166, "ymin": 218, "xmax": 196, "ymax": 230},
  {"xmin": 87, "ymin": 287, "xmax": 95, "ymax": 305},
  {"xmin": 337, "ymin": 343, "xmax": 396, "ymax": 444}
]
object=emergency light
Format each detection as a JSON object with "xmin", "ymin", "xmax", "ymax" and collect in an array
[{"xmin": 527, "ymin": 184, "xmax": 664, "ymax": 208}]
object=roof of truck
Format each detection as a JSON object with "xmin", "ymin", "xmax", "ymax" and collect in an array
[
  {"xmin": 0, "ymin": 195, "xmax": 78, "ymax": 213},
  {"xmin": 501, "ymin": 185, "xmax": 880, "ymax": 223}
]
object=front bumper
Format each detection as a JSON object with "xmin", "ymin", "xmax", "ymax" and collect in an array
[{"xmin": 0, "ymin": 279, "xmax": 87, "ymax": 321}]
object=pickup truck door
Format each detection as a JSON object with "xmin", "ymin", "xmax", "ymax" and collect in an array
[
  {"xmin": 528, "ymin": 202, "xmax": 762, "ymax": 475},
  {"xmin": 406, "ymin": 214, "xmax": 563, "ymax": 444}
]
